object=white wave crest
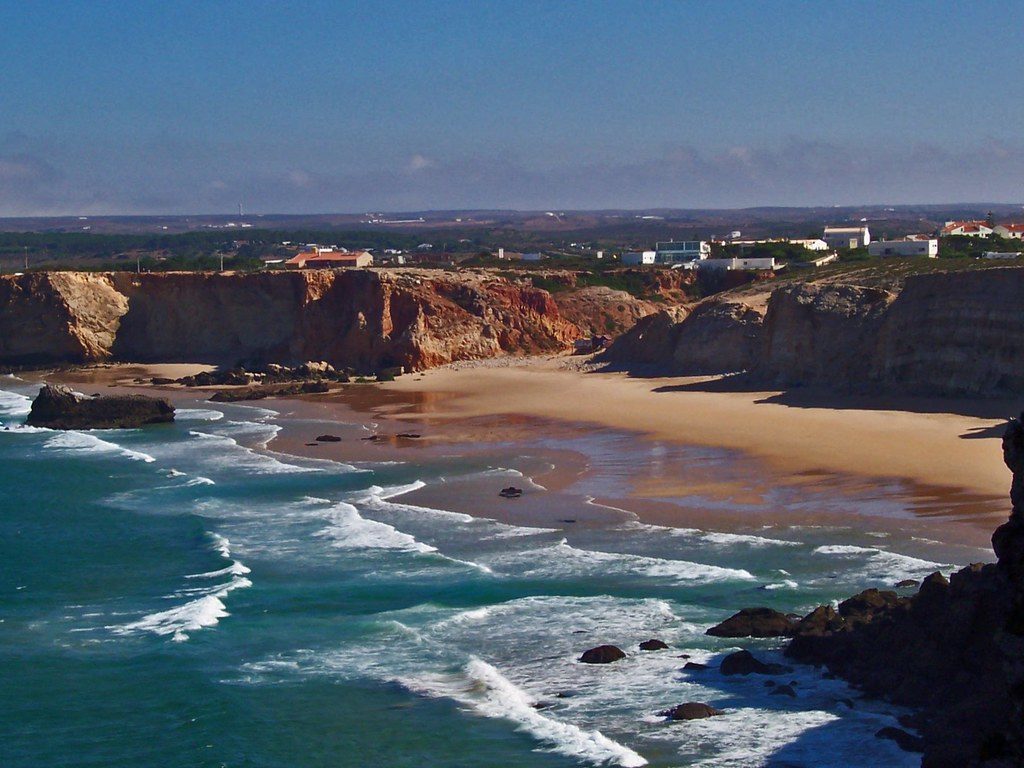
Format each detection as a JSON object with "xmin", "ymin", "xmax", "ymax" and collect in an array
[
  {"xmin": 492, "ymin": 540, "xmax": 755, "ymax": 584},
  {"xmin": 401, "ymin": 657, "xmax": 647, "ymax": 767},
  {"xmin": 44, "ymin": 431, "xmax": 156, "ymax": 463},
  {"xmin": 112, "ymin": 532, "xmax": 250, "ymax": 642},
  {"xmin": 813, "ymin": 544, "xmax": 949, "ymax": 582},
  {"xmin": 314, "ymin": 500, "xmax": 437, "ymax": 553},
  {"xmin": 175, "ymin": 408, "xmax": 225, "ymax": 422},
  {"xmin": 0, "ymin": 388, "xmax": 32, "ymax": 418}
]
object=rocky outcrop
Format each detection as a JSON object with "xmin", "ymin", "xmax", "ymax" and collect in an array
[
  {"xmin": 604, "ymin": 267, "xmax": 1024, "ymax": 397},
  {"xmin": 705, "ymin": 607, "xmax": 797, "ymax": 638},
  {"xmin": 26, "ymin": 383, "xmax": 174, "ymax": 429},
  {"xmin": 604, "ymin": 298, "xmax": 764, "ymax": 375},
  {"xmin": 0, "ymin": 270, "xmax": 587, "ymax": 372},
  {"xmin": 775, "ymin": 413, "xmax": 1024, "ymax": 767},
  {"xmin": 755, "ymin": 283, "xmax": 895, "ymax": 387},
  {"xmin": 661, "ymin": 702, "xmax": 724, "ymax": 720},
  {"xmin": 579, "ymin": 645, "xmax": 626, "ymax": 664}
]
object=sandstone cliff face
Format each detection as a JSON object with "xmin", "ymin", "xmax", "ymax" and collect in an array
[
  {"xmin": 756, "ymin": 283, "xmax": 896, "ymax": 387},
  {"xmin": 0, "ymin": 270, "xmax": 584, "ymax": 372},
  {"xmin": 0, "ymin": 272, "xmax": 128, "ymax": 364},
  {"xmin": 606, "ymin": 266, "xmax": 1024, "ymax": 397},
  {"xmin": 605, "ymin": 297, "xmax": 765, "ymax": 375}
]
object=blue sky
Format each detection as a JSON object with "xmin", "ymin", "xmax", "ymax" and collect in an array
[{"xmin": 1, "ymin": 0, "xmax": 1022, "ymax": 215}]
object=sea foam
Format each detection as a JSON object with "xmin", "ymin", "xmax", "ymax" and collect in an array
[{"xmin": 400, "ymin": 658, "xmax": 648, "ymax": 767}]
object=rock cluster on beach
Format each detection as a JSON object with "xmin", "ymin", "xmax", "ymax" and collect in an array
[
  {"xmin": 710, "ymin": 413, "xmax": 1024, "ymax": 767},
  {"xmin": 26, "ymin": 383, "xmax": 174, "ymax": 429}
]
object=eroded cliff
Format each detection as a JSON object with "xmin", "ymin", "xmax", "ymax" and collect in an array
[
  {"xmin": 606, "ymin": 266, "xmax": 1024, "ymax": 397},
  {"xmin": 0, "ymin": 269, "xmax": 593, "ymax": 372}
]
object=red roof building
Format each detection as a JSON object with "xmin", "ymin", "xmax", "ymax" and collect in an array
[{"xmin": 285, "ymin": 249, "xmax": 374, "ymax": 269}]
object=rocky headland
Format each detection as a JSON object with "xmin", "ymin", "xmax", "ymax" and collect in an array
[{"xmin": 606, "ymin": 266, "xmax": 1024, "ymax": 397}]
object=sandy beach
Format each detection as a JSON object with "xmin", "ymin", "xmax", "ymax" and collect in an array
[{"xmin": 28, "ymin": 357, "xmax": 1014, "ymax": 550}]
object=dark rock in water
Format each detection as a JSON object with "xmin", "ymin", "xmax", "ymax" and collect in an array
[
  {"xmin": 895, "ymin": 579, "xmax": 920, "ymax": 589},
  {"xmin": 720, "ymin": 650, "xmax": 792, "ymax": 676},
  {"xmin": 706, "ymin": 607, "xmax": 797, "ymax": 638},
  {"xmin": 770, "ymin": 684, "xmax": 797, "ymax": 698},
  {"xmin": 150, "ymin": 377, "xmax": 174, "ymax": 385},
  {"xmin": 783, "ymin": 413, "xmax": 1024, "ymax": 767},
  {"xmin": 26, "ymin": 384, "xmax": 174, "ymax": 430},
  {"xmin": 579, "ymin": 645, "xmax": 626, "ymax": 664},
  {"xmin": 316, "ymin": 434, "xmax": 342, "ymax": 442},
  {"xmin": 875, "ymin": 727, "xmax": 925, "ymax": 753},
  {"xmin": 639, "ymin": 639, "xmax": 669, "ymax": 651},
  {"xmin": 396, "ymin": 432, "xmax": 421, "ymax": 439},
  {"xmin": 305, "ymin": 442, "xmax": 318, "ymax": 447},
  {"xmin": 660, "ymin": 702, "xmax": 724, "ymax": 721},
  {"xmin": 499, "ymin": 486, "xmax": 523, "ymax": 498},
  {"xmin": 682, "ymin": 662, "xmax": 709, "ymax": 671}
]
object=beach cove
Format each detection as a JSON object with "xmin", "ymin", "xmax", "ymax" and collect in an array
[{"xmin": 0, "ymin": 358, "xmax": 1013, "ymax": 767}]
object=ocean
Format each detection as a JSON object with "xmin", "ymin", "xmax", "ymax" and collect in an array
[{"xmin": 0, "ymin": 377, "xmax": 987, "ymax": 767}]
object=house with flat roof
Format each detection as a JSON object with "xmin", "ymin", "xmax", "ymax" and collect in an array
[
  {"xmin": 622, "ymin": 250, "xmax": 656, "ymax": 265},
  {"xmin": 823, "ymin": 226, "xmax": 871, "ymax": 249},
  {"xmin": 286, "ymin": 248, "xmax": 373, "ymax": 269},
  {"xmin": 655, "ymin": 241, "xmax": 710, "ymax": 264},
  {"xmin": 697, "ymin": 256, "xmax": 779, "ymax": 271},
  {"xmin": 868, "ymin": 239, "xmax": 938, "ymax": 258}
]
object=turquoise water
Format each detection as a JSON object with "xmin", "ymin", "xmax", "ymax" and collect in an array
[{"xmin": 0, "ymin": 378, "xmax": 982, "ymax": 767}]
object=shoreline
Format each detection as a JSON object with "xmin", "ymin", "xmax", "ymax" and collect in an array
[{"xmin": 20, "ymin": 357, "xmax": 1012, "ymax": 551}]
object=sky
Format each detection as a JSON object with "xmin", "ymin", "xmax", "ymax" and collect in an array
[{"xmin": 1, "ymin": 0, "xmax": 1022, "ymax": 215}]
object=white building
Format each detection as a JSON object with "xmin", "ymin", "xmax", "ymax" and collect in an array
[
  {"xmin": 622, "ymin": 250, "xmax": 656, "ymax": 265},
  {"xmin": 868, "ymin": 239, "xmax": 938, "ymax": 258},
  {"xmin": 697, "ymin": 257, "xmax": 779, "ymax": 271},
  {"xmin": 788, "ymin": 238, "xmax": 830, "ymax": 251},
  {"xmin": 655, "ymin": 241, "xmax": 710, "ymax": 264},
  {"xmin": 823, "ymin": 226, "xmax": 871, "ymax": 249},
  {"xmin": 941, "ymin": 221, "xmax": 993, "ymax": 237},
  {"xmin": 994, "ymin": 224, "xmax": 1024, "ymax": 240}
]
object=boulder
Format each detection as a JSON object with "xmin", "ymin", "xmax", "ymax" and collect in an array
[
  {"xmin": 579, "ymin": 645, "xmax": 626, "ymax": 664},
  {"xmin": 770, "ymin": 684, "xmax": 797, "ymax": 698},
  {"xmin": 26, "ymin": 384, "xmax": 174, "ymax": 430},
  {"xmin": 661, "ymin": 702, "xmax": 724, "ymax": 721},
  {"xmin": 316, "ymin": 434, "xmax": 342, "ymax": 442},
  {"xmin": 639, "ymin": 639, "xmax": 669, "ymax": 651},
  {"xmin": 682, "ymin": 662, "xmax": 709, "ymax": 671},
  {"xmin": 720, "ymin": 650, "xmax": 792, "ymax": 676},
  {"xmin": 794, "ymin": 605, "xmax": 845, "ymax": 637},
  {"xmin": 706, "ymin": 607, "xmax": 797, "ymax": 638}
]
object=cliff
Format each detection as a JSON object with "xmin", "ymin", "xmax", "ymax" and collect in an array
[
  {"xmin": 0, "ymin": 269, "xmax": 598, "ymax": 372},
  {"xmin": 605, "ymin": 266, "xmax": 1024, "ymax": 397}
]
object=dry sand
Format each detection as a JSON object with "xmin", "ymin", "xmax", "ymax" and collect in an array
[{"xmin": 381, "ymin": 356, "xmax": 1012, "ymax": 502}]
